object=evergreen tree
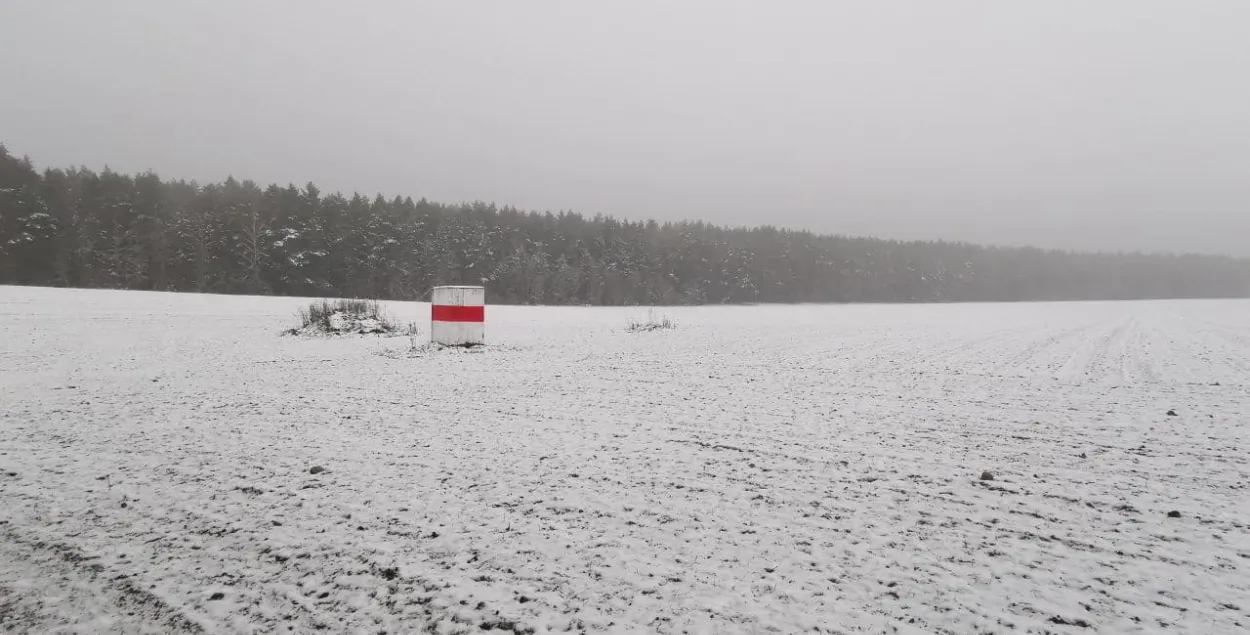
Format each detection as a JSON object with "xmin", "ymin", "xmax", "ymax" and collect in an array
[{"xmin": 1, "ymin": 144, "xmax": 1248, "ymax": 304}]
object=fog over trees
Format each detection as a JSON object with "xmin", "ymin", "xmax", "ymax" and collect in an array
[{"xmin": 3, "ymin": 145, "xmax": 1248, "ymax": 305}]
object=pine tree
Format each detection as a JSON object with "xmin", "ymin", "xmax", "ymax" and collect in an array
[{"xmin": 2, "ymin": 144, "xmax": 1248, "ymax": 303}]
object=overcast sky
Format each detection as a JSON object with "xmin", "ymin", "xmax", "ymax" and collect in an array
[{"xmin": 2, "ymin": 1, "xmax": 1248, "ymax": 256}]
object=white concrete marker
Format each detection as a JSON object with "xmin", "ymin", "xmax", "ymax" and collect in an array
[{"xmin": 430, "ymin": 285, "xmax": 485, "ymax": 346}]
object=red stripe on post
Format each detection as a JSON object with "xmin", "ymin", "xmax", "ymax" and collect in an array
[{"xmin": 432, "ymin": 304, "xmax": 484, "ymax": 323}]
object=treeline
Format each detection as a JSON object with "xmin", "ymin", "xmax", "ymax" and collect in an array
[{"xmin": 2, "ymin": 145, "xmax": 1248, "ymax": 304}]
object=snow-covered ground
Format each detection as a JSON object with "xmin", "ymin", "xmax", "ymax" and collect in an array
[{"xmin": 2, "ymin": 287, "xmax": 1248, "ymax": 634}]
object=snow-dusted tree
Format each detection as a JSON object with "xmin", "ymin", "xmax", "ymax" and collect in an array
[{"xmin": 4, "ymin": 142, "xmax": 1249, "ymax": 303}]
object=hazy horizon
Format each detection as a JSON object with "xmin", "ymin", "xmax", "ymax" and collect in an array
[{"xmin": 3, "ymin": 1, "xmax": 1248, "ymax": 256}]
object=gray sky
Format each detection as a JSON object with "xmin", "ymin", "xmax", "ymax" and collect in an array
[{"xmin": 2, "ymin": 1, "xmax": 1248, "ymax": 256}]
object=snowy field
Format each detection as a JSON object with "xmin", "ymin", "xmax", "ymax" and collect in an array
[{"xmin": 1, "ymin": 286, "xmax": 1248, "ymax": 635}]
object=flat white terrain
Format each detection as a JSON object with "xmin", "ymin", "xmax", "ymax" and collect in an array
[{"xmin": 1, "ymin": 286, "xmax": 1248, "ymax": 634}]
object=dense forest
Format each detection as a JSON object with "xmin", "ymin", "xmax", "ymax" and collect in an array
[{"xmin": 2, "ymin": 144, "xmax": 1249, "ymax": 305}]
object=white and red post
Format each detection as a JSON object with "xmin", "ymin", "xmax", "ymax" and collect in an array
[{"xmin": 430, "ymin": 286, "xmax": 485, "ymax": 346}]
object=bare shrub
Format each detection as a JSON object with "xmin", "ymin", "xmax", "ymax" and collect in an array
[
  {"xmin": 626, "ymin": 309, "xmax": 677, "ymax": 333},
  {"xmin": 288, "ymin": 299, "xmax": 396, "ymax": 335},
  {"xmin": 404, "ymin": 322, "xmax": 422, "ymax": 350}
]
